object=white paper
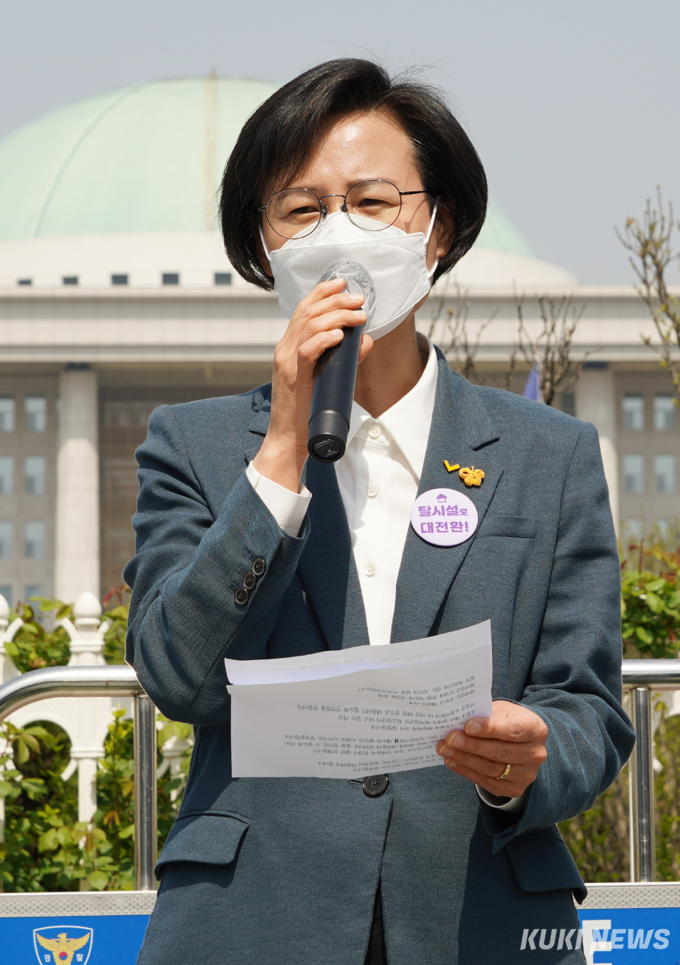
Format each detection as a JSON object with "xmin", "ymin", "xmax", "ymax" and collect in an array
[{"xmin": 225, "ymin": 621, "xmax": 493, "ymax": 779}]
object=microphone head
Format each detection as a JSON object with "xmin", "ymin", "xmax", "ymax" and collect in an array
[{"xmin": 318, "ymin": 260, "xmax": 376, "ymax": 325}]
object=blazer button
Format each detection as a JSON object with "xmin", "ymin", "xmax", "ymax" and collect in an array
[
  {"xmin": 362, "ymin": 774, "xmax": 389, "ymax": 798},
  {"xmin": 242, "ymin": 571, "xmax": 257, "ymax": 590},
  {"xmin": 252, "ymin": 557, "xmax": 266, "ymax": 577},
  {"xmin": 234, "ymin": 586, "xmax": 250, "ymax": 606}
]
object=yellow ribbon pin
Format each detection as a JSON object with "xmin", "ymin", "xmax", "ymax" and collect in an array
[{"xmin": 459, "ymin": 466, "xmax": 485, "ymax": 487}]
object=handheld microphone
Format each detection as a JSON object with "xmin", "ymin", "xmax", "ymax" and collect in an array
[{"xmin": 307, "ymin": 260, "xmax": 376, "ymax": 463}]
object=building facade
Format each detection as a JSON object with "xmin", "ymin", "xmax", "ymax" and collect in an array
[{"xmin": 0, "ymin": 76, "xmax": 677, "ymax": 607}]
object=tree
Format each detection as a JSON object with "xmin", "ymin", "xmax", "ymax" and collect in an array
[
  {"xmin": 619, "ymin": 189, "xmax": 680, "ymax": 403},
  {"xmin": 426, "ymin": 281, "xmax": 496, "ymax": 384},
  {"xmin": 514, "ymin": 294, "xmax": 588, "ymax": 406}
]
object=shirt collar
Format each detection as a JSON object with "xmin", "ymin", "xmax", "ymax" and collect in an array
[{"xmin": 346, "ymin": 336, "xmax": 438, "ymax": 479}]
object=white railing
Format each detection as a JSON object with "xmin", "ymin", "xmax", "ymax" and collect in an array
[
  {"xmin": 2, "ymin": 591, "xmax": 680, "ymax": 885},
  {"xmin": 0, "ymin": 592, "xmax": 191, "ymax": 833}
]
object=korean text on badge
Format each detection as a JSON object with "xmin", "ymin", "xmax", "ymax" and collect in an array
[{"xmin": 410, "ymin": 488, "xmax": 478, "ymax": 546}]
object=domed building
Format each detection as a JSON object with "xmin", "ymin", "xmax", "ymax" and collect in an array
[{"xmin": 0, "ymin": 77, "xmax": 673, "ymax": 604}]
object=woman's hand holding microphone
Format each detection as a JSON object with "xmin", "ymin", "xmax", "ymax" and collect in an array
[{"xmin": 252, "ymin": 278, "xmax": 372, "ymax": 493}]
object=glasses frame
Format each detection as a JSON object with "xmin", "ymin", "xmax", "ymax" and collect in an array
[{"xmin": 257, "ymin": 179, "xmax": 431, "ymax": 240}]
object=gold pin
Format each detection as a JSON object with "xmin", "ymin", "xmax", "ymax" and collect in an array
[
  {"xmin": 459, "ymin": 466, "xmax": 485, "ymax": 487},
  {"xmin": 443, "ymin": 460, "xmax": 460, "ymax": 473}
]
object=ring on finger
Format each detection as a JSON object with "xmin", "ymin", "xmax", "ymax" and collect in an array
[{"xmin": 497, "ymin": 763, "xmax": 511, "ymax": 781}]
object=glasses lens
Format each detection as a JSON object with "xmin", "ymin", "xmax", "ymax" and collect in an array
[
  {"xmin": 346, "ymin": 180, "xmax": 402, "ymax": 230},
  {"xmin": 266, "ymin": 189, "xmax": 321, "ymax": 239}
]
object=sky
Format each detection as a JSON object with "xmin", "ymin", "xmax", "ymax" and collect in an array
[{"xmin": 1, "ymin": 0, "xmax": 678, "ymax": 284}]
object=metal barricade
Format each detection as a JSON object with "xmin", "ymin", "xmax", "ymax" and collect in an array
[
  {"xmin": 622, "ymin": 659, "xmax": 680, "ymax": 883},
  {"xmin": 0, "ymin": 659, "xmax": 676, "ymax": 889},
  {"xmin": 0, "ymin": 659, "xmax": 678, "ymax": 965},
  {"xmin": 0, "ymin": 664, "xmax": 157, "ymax": 890}
]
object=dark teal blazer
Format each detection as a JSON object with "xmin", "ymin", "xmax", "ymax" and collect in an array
[{"xmin": 125, "ymin": 350, "xmax": 634, "ymax": 965}]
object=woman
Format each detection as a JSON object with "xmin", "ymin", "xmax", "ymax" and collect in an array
[{"xmin": 125, "ymin": 59, "xmax": 634, "ymax": 965}]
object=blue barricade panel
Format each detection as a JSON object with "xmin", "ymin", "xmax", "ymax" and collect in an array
[
  {"xmin": 576, "ymin": 884, "xmax": 680, "ymax": 965},
  {"xmin": 577, "ymin": 908, "xmax": 679, "ymax": 963},
  {"xmin": 0, "ymin": 892, "xmax": 156, "ymax": 965},
  {"xmin": 3, "ymin": 882, "xmax": 680, "ymax": 964}
]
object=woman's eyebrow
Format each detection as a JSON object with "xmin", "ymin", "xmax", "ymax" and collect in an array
[{"xmin": 282, "ymin": 178, "xmax": 390, "ymax": 194}]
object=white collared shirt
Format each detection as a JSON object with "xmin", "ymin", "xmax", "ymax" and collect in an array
[
  {"xmin": 246, "ymin": 337, "xmax": 436, "ymax": 647},
  {"xmin": 245, "ymin": 338, "xmax": 523, "ymax": 812},
  {"xmin": 334, "ymin": 337, "xmax": 437, "ymax": 646}
]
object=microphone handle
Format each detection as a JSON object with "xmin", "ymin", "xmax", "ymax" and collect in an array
[{"xmin": 307, "ymin": 323, "xmax": 365, "ymax": 463}]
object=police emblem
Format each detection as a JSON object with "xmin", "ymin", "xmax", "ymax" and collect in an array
[{"xmin": 33, "ymin": 925, "xmax": 93, "ymax": 965}]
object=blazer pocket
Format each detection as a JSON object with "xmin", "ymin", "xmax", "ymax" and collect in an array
[
  {"xmin": 505, "ymin": 827, "xmax": 587, "ymax": 903},
  {"xmin": 477, "ymin": 514, "xmax": 537, "ymax": 539},
  {"xmin": 155, "ymin": 812, "xmax": 249, "ymax": 880}
]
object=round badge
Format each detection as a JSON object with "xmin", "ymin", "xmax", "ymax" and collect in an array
[{"xmin": 410, "ymin": 488, "xmax": 478, "ymax": 546}]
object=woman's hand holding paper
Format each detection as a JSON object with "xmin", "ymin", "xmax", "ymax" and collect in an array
[{"xmin": 436, "ymin": 700, "xmax": 549, "ymax": 799}]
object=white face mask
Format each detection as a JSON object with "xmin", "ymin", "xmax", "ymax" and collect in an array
[{"xmin": 261, "ymin": 208, "xmax": 439, "ymax": 340}]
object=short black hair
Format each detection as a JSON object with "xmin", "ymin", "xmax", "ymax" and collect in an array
[{"xmin": 219, "ymin": 58, "xmax": 487, "ymax": 290}]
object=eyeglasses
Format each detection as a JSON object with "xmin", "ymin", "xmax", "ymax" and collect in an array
[{"xmin": 257, "ymin": 179, "xmax": 430, "ymax": 240}]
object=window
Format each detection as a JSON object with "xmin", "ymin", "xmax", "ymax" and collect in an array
[
  {"xmin": 656, "ymin": 455, "xmax": 675, "ymax": 493},
  {"xmin": 25, "ymin": 457, "xmax": 45, "ymax": 495},
  {"xmin": 624, "ymin": 454, "xmax": 645, "ymax": 494},
  {"xmin": 25, "ymin": 583, "xmax": 43, "ymax": 602},
  {"xmin": 111, "ymin": 274, "xmax": 128, "ymax": 286},
  {"xmin": 0, "ymin": 458, "xmax": 14, "ymax": 495},
  {"xmin": 654, "ymin": 394, "xmax": 675, "ymax": 430},
  {"xmin": 17, "ymin": 278, "xmax": 32, "ymax": 286},
  {"xmin": 162, "ymin": 273, "xmax": 179, "ymax": 285},
  {"xmin": 0, "ymin": 522, "xmax": 13, "ymax": 558},
  {"xmin": 214, "ymin": 272, "xmax": 232, "ymax": 285},
  {"xmin": 62, "ymin": 276, "xmax": 78, "ymax": 285},
  {"xmin": 560, "ymin": 391, "xmax": 576, "ymax": 417},
  {"xmin": 24, "ymin": 521, "xmax": 45, "ymax": 559},
  {"xmin": 623, "ymin": 394, "xmax": 644, "ymax": 430},
  {"xmin": 0, "ymin": 397, "xmax": 15, "ymax": 432},
  {"xmin": 621, "ymin": 518, "xmax": 645, "ymax": 545},
  {"xmin": 25, "ymin": 395, "xmax": 47, "ymax": 432},
  {"xmin": 0, "ymin": 585, "xmax": 12, "ymax": 605}
]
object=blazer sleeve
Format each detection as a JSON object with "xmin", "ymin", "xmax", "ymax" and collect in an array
[
  {"xmin": 481, "ymin": 421, "xmax": 636, "ymax": 850},
  {"xmin": 123, "ymin": 404, "xmax": 310, "ymax": 725}
]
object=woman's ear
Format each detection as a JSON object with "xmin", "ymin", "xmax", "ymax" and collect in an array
[{"xmin": 434, "ymin": 206, "xmax": 455, "ymax": 260}]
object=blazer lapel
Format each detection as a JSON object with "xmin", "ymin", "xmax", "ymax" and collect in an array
[
  {"xmin": 390, "ymin": 357, "xmax": 503, "ymax": 643},
  {"xmin": 246, "ymin": 389, "xmax": 369, "ymax": 652}
]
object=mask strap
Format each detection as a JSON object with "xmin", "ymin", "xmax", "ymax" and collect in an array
[
  {"xmin": 425, "ymin": 202, "xmax": 439, "ymax": 244},
  {"xmin": 426, "ymin": 202, "xmax": 439, "ymax": 279},
  {"xmin": 259, "ymin": 225, "xmax": 272, "ymax": 261}
]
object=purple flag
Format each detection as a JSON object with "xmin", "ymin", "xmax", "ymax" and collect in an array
[{"xmin": 523, "ymin": 363, "xmax": 541, "ymax": 401}]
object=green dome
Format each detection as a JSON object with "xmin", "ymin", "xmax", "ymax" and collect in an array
[
  {"xmin": 0, "ymin": 76, "xmax": 278, "ymax": 240},
  {"xmin": 0, "ymin": 75, "xmax": 534, "ymax": 258},
  {"xmin": 476, "ymin": 201, "xmax": 534, "ymax": 258}
]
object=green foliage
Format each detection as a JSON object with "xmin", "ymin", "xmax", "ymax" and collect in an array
[
  {"xmin": 559, "ymin": 768, "xmax": 629, "ymax": 882},
  {"xmin": 560, "ymin": 706, "xmax": 680, "ymax": 882},
  {"xmin": 0, "ymin": 719, "xmax": 84, "ymax": 891},
  {"xmin": 651, "ymin": 709, "xmax": 680, "ymax": 880},
  {"xmin": 0, "ymin": 588, "xmax": 193, "ymax": 891},
  {"xmin": 0, "ymin": 708, "xmax": 193, "ymax": 892},
  {"xmin": 5, "ymin": 600, "xmax": 72, "ymax": 672},
  {"xmin": 6, "ymin": 588, "xmax": 132, "ymax": 670},
  {"xmin": 101, "ymin": 585, "xmax": 130, "ymax": 665},
  {"xmin": 6, "ymin": 562, "xmax": 680, "ymax": 891},
  {"xmin": 621, "ymin": 543, "xmax": 680, "ymax": 657}
]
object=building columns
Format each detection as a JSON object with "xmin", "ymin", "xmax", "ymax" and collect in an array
[
  {"xmin": 576, "ymin": 367, "xmax": 619, "ymax": 534},
  {"xmin": 54, "ymin": 367, "xmax": 100, "ymax": 602}
]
